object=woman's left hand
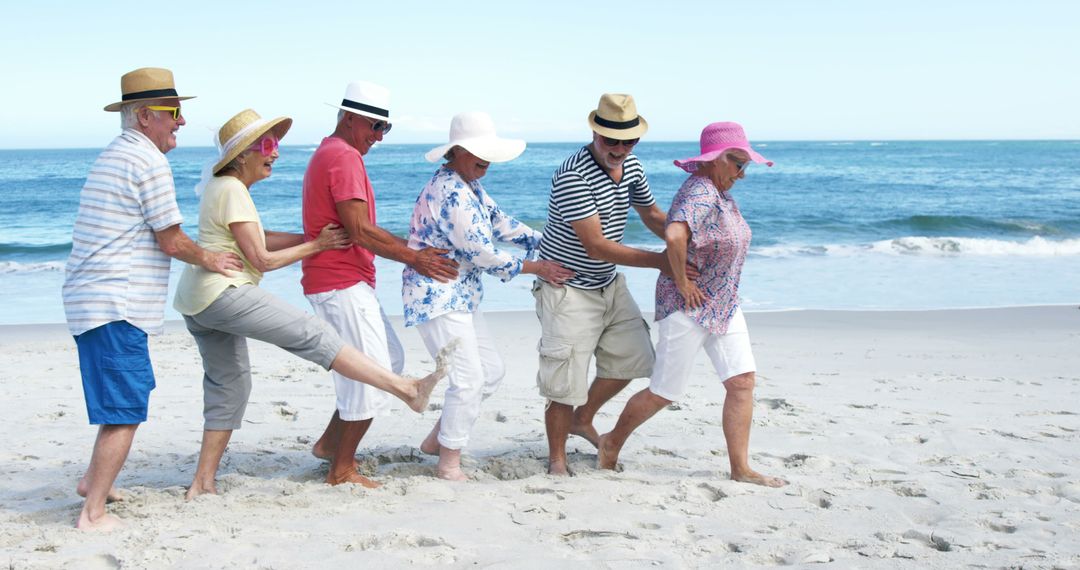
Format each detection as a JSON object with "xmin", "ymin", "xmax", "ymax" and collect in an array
[
  {"xmin": 526, "ymin": 260, "xmax": 575, "ymax": 287},
  {"xmin": 678, "ymin": 280, "xmax": 707, "ymax": 309},
  {"xmin": 316, "ymin": 223, "xmax": 352, "ymax": 251}
]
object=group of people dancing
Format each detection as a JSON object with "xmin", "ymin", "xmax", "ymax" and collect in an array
[{"xmin": 63, "ymin": 67, "xmax": 785, "ymax": 532}]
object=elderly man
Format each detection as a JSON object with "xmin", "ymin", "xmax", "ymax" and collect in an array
[
  {"xmin": 63, "ymin": 67, "xmax": 242, "ymax": 530},
  {"xmin": 302, "ymin": 80, "xmax": 458, "ymax": 487},
  {"xmin": 535, "ymin": 93, "xmax": 696, "ymax": 475}
]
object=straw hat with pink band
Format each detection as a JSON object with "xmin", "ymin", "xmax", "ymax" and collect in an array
[{"xmin": 674, "ymin": 122, "xmax": 773, "ymax": 173}]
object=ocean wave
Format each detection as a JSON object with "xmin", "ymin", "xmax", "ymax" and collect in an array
[
  {"xmin": 0, "ymin": 242, "xmax": 72, "ymax": 256},
  {"xmin": 0, "ymin": 260, "xmax": 64, "ymax": 274},
  {"xmin": 752, "ymin": 236, "xmax": 1080, "ymax": 259},
  {"xmin": 881, "ymin": 215, "xmax": 1069, "ymax": 236}
]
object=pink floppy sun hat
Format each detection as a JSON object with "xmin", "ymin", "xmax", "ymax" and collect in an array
[{"xmin": 674, "ymin": 122, "xmax": 773, "ymax": 173}]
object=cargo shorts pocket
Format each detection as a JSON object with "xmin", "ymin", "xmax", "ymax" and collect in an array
[
  {"xmin": 536, "ymin": 338, "xmax": 574, "ymax": 398},
  {"xmin": 100, "ymin": 354, "xmax": 156, "ymax": 409}
]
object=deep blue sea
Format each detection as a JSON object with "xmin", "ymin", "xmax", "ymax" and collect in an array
[{"xmin": 2, "ymin": 141, "xmax": 1078, "ymax": 325}]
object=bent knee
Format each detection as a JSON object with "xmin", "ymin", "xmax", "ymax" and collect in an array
[{"xmin": 723, "ymin": 371, "xmax": 756, "ymax": 392}]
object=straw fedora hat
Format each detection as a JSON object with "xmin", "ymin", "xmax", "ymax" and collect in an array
[
  {"xmin": 424, "ymin": 111, "xmax": 525, "ymax": 163},
  {"xmin": 326, "ymin": 81, "xmax": 391, "ymax": 122},
  {"xmin": 587, "ymin": 93, "xmax": 648, "ymax": 140},
  {"xmin": 212, "ymin": 109, "xmax": 292, "ymax": 175},
  {"xmin": 103, "ymin": 67, "xmax": 195, "ymax": 112}
]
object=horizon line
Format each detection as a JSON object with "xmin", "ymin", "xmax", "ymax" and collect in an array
[{"xmin": 2, "ymin": 138, "xmax": 1079, "ymax": 152}]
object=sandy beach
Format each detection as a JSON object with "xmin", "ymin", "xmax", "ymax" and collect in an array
[{"xmin": 1, "ymin": 305, "xmax": 1078, "ymax": 568}]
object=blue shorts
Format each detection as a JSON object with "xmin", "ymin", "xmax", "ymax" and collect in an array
[{"xmin": 75, "ymin": 321, "xmax": 156, "ymax": 425}]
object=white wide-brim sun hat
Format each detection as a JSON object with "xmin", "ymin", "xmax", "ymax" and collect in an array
[{"xmin": 424, "ymin": 111, "xmax": 525, "ymax": 163}]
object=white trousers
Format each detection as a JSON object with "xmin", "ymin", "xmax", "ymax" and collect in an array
[
  {"xmin": 649, "ymin": 308, "xmax": 756, "ymax": 402},
  {"xmin": 306, "ymin": 282, "xmax": 404, "ymax": 421},
  {"xmin": 416, "ymin": 310, "xmax": 504, "ymax": 449}
]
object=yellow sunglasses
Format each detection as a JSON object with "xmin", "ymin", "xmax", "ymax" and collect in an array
[{"xmin": 145, "ymin": 105, "xmax": 182, "ymax": 120}]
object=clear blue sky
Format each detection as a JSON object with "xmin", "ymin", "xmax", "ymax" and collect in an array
[{"xmin": 2, "ymin": 0, "xmax": 1077, "ymax": 148}]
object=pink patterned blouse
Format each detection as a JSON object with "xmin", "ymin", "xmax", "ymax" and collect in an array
[{"xmin": 655, "ymin": 175, "xmax": 751, "ymax": 334}]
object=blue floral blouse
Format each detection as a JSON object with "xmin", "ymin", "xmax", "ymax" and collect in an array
[{"xmin": 402, "ymin": 166, "xmax": 541, "ymax": 326}]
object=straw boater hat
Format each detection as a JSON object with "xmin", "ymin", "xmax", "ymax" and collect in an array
[
  {"xmin": 211, "ymin": 109, "xmax": 292, "ymax": 175},
  {"xmin": 103, "ymin": 67, "xmax": 195, "ymax": 112},
  {"xmin": 424, "ymin": 112, "xmax": 525, "ymax": 163},
  {"xmin": 673, "ymin": 122, "xmax": 773, "ymax": 173},
  {"xmin": 327, "ymin": 81, "xmax": 392, "ymax": 123},
  {"xmin": 587, "ymin": 93, "xmax": 648, "ymax": 140}
]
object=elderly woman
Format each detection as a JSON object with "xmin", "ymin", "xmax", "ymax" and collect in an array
[
  {"xmin": 174, "ymin": 109, "xmax": 445, "ymax": 499},
  {"xmin": 598, "ymin": 122, "xmax": 786, "ymax": 487},
  {"xmin": 403, "ymin": 111, "xmax": 573, "ymax": 481}
]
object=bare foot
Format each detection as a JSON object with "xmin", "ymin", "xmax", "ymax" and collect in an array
[
  {"xmin": 407, "ymin": 370, "xmax": 445, "ymax": 413},
  {"xmin": 548, "ymin": 459, "xmax": 571, "ymax": 476},
  {"xmin": 571, "ymin": 423, "xmax": 600, "ymax": 449},
  {"xmin": 436, "ymin": 448, "xmax": 468, "ymax": 481},
  {"xmin": 596, "ymin": 433, "xmax": 620, "ymax": 470},
  {"xmin": 732, "ymin": 470, "xmax": 788, "ymax": 488},
  {"xmin": 419, "ymin": 421, "xmax": 441, "ymax": 456},
  {"xmin": 75, "ymin": 510, "xmax": 125, "ymax": 532},
  {"xmin": 327, "ymin": 468, "xmax": 381, "ymax": 488},
  {"xmin": 76, "ymin": 477, "xmax": 124, "ymax": 503},
  {"xmin": 311, "ymin": 442, "xmax": 332, "ymax": 461},
  {"xmin": 185, "ymin": 479, "xmax": 218, "ymax": 501}
]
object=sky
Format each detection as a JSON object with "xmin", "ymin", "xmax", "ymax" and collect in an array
[{"xmin": 1, "ymin": 0, "xmax": 1078, "ymax": 149}]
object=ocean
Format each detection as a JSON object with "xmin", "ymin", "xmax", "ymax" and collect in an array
[{"xmin": 2, "ymin": 141, "xmax": 1078, "ymax": 326}]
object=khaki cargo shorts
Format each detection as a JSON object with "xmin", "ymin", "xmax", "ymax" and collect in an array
[{"xmin": 532, "ymin": 274, "xmax": 655, "ymax": 406}]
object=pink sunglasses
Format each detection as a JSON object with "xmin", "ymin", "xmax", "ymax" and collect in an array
[{"xmin": 248, "ymin": 136, "xmax": 279, "ymax": 156}]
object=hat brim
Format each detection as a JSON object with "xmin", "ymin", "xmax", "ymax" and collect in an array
[
  {"xmin": 213, "ymin": 117, "xmax": 292, "ymax": 175},
  {"xmin": 104, "ymin": 95, "xmax": 196, "ymax": 112},
  {"xmin": 673, "ymin": 146, "xmax": 772, "ymax": 173},
  {"xmin": 425, "ymin": 136, "xmax": 526, "ymax": 164},
  {"xmin": 325, "ymin": 102, "xmax": 391, "ymax": 123},
  {"xmin": 587, "ymin": 111, "xmax": 649, "ymax": 139}
]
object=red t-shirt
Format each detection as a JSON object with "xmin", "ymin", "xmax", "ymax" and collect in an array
[{"xmin": 301, "ymin": 136, "xmax": 377, "ymax": 294}]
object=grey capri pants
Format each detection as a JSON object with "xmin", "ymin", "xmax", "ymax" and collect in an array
[{"xmin": 183, "ymin": 284, "xmax": 346, "ymax": 430}]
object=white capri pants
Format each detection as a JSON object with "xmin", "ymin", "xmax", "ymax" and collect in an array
[
  {"xmin": 416, "ymin": 310, "xmax": 505, "ymax": 449},
  {"xmin": 306, "ymin": 282, "xmax": 404, "ymax": 421},
  {"xmin": 649, "ymin": 308, "xmax": 756, "ymax": 402}
]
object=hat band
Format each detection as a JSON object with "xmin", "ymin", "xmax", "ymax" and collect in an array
[
  {"xmin": 594, "ymin": 115, "xmax": 640, "ymax": 130},
  {"xmin": 122, "ymin": 88, "xmax": 179, "ymax": 101},
  {"xmin": 341, "ymin": 99, "xmax": 389, "ymax": 119}
]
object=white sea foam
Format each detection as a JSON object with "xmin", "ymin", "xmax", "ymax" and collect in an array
[
  {"xmin": 752, "ymin": 236, "xmax": 1080, "ymax": 259},
  {"xmin": 0, "ymin": 261, "xmax": 64, "ymax": 274}
]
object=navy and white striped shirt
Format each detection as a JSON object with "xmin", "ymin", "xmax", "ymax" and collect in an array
[{"xmin": 538, "ymin": 146, "xmax": 654, "ymax": 289}]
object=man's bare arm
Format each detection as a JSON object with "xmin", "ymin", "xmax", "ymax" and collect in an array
[
  {"xmin": 154, "ymin": 224, "xmax": 242, "ymax": 276},
  {"xmin": 335, "ymin": 199, "xmax": 458, "ymax": 282}
]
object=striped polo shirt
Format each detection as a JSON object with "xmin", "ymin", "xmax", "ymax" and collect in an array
[
  {"xmin": 62, "ymin": 129, "xmax": 184, "ymax": 336},
  {"xmin": 538, "ymin": 145, "xmax": 655, "ymax": 289}
]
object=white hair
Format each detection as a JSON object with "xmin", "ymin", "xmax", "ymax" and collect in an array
[
  {"xmin": 337, "ymin": 109, "xmax": 346, "ymax": 124},
  {"xmin": 120, "ymin": 102, "xmax": 142, "ymax": 129}
]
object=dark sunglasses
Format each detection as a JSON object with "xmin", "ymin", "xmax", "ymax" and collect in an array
[
  {"xmin": 361, "ymin": 115, "xmax": 392, "ymax": 134},
  {"xmin": 600, "ymin": 136, "xmax": 639, "ymax": 148}
]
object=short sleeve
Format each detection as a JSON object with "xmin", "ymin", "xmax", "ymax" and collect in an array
[
  {"xmin": 551, "ymin": 170, "xmax": 598, "ymax": 222},
  {"xmin": 136, "ymin": 158, "xmax": 183, "ymax": 232},
  {"xmin": 629, "ymin": 163, "xmax": 655, "ymax": 208},
  {"xmin": 218, "ymin": 179, "xmax": 260, "ymax": 225},
  {"xmin": 328, "ymin": 150, "xmax": 373, "ymax": 204}
]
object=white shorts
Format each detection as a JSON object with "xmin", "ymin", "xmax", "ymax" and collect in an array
[
  {"xmin": 649, "ymin": 308, "xmax": 756, "ymax": 402},
  {"xmin": 306, "ymin": 282, "xmax": 404, "ymax": 421}
]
